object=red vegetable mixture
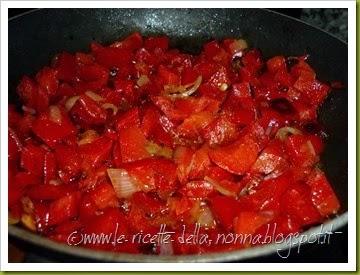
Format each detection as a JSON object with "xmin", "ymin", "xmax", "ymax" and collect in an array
[{"xmin": 9, "ymin": 32, "xmax": 341, "ymax": 255}]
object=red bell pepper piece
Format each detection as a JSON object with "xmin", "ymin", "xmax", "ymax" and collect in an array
[
  {"xmin": 234, "ymin": 211, "xmax": 275, "ymax": 235},
  {"xmin": 54, "ymin": 220, "xmax": 83, "ymax": 235},
  {"xmin": 177, "ymin": 111, "xmax": 215, "ymax": 140},
  {"xmin": 202, "ymin": 115, "xmax": 239, "ymax": 146},
  {"xmin": 8, "ymin": 128, "xmax": 22, "ymax": 161},
  {"xmin": 179, "ymin": 180, "xmax": 214, "ymax": 199},
  {"xmin": 209, "ymin": 134, "xmax": 261, "ymax": 175},
  {"xmin": 281, "ymin": 182, "xmax": 322, "ymax": 226},
  {"xmin": 240, "ymin": 171, "xmax": 292, "ymax": 213},
  {"xmin": 251, "ymin": 139, "xmax": 288, "ymax": 175},
  {"xmin": 242, "ymin": 49, "xmax": 263, "ymax": 75},
  {"xmin": 144, "ymin": 36, "xmax": 169, "ymax": 51},
  {"xmin": 141, "ymin": 104, "xmax": 173, "ymax": 147},
  {"xmin": 157, "ymin": 65, "xmax": 181, "ymax": 86},
  {"xmin": 27, "ymin": 183, "xmax": 77, "ymax": 200},
  {"xmin": 118, "ymin": 126, "xmax": 150, "ymax": 163},
  {"xmin": 14, "ymin": 171, "xmax": 41, "ymax": 189},
  {"xmin": 54, "ymin": 144, "xmax": 82, "ymax": 181},
  {"xmin": 43, "ymin": 151, "xmax": 57, "ymax": 184},
  {"xmin": 110, "ymin": 32, "xmax": 143, "ymax": 50},
  {"xmin": 48, "ymin": 191, "xmax": 81, "ymax": 226},
  {"xmin": 131, "ymin": 191, "xmax": 166, "ymax": 215},
  {"xmin": 123, "ymin": 158, "xmax": 177, "ymax": 197},
  {"xmin": 113, "ymin": 79, "xmax": 138, "ymax": 106},
  {"xmin": 32, "ymin": 106, "xmax": 76, "ymax": 147},
  {"xmin": 35, "ymin": 67, "xmax": 59, "ymax": 98},
  {"xmin": 76, "ymin": 63, "xmax": 109, "ymax": 91},
  {"xmin": 16, "ymin": 76, "xmax": 50, "ymax": 112},
  {"xmin": 83, "ymin": 208, "xmax": 134, "ymax": 252},
  {"xmin": 306, "ymin": 169, "xmax": 340, "ymax": 217},
  {"xmin": 209, "ymin": 195, "xmax": 241, "ymax": 230},
  {"xmin": 115, "ymin": 107, "xmax": 141, "ymax": 131},
  {"xmin": 266, "ymin": 56, "xmax": 286, "ymax": 74},
  {"xmin": 33, "ymin": 201, "xmax": 51, "ymax": 232},
  {"xmin": 285, "ymin": 134, "xmax": 319, "ymax": 167},
  {"xmin": 88, "ymin": 182, "xmax": 119, "ymax": 210},
  {"xmin": 20, "ymin": 143, "xmax": 46, "ymax": 176},
  {"xmin": 94, "ymin": 47, "xmax": 133, "ymax": 69},
  {"xmin": 70, "ymin": 94, "xmax": 107, "ymax": 126},
  {"xmin": 54, "ymin": 52, "xmax": 77, "ymax": 83},
  {"xmin": 79, "ymin": 136, "xmax": 113, "ymax": 170}
]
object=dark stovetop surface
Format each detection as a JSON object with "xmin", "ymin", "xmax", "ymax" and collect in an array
[{"xmin": 8, "ymin": 8, "xmax": 348, "ymax": 263}]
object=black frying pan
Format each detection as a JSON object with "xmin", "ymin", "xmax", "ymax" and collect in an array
[{"xmin": 8, "ymin": 8, "xmax": 348, "ymax": 262}]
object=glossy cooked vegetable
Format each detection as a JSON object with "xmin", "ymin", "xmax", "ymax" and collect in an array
[{"xmin": 8, "ymin": 32, "xmax": 341, "ymax": 255}]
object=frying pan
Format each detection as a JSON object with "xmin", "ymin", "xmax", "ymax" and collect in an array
[{"xmin": 8, "ymin": 8, "xmax": 348, "ymax": 262}]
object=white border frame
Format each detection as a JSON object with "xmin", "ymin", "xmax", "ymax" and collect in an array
[{"xmin": 0, "ymin": 0, "xmax": 356, "ymax": 271}]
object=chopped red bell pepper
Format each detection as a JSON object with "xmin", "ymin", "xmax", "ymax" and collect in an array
[
  {"xmin": 209, "ymin": 134, "xmax": 261, "ymax": 175},
  {"xmin": 32, "ymin": 106, "xmax": 76, "ymax": 147},
  {"xmin": 281, "ymin": 182, "xmax": 322, "ymax": 226},
  {"xmin": 306, "ymin": 169, "xmax": 340, "ymax": 217},
  {"xmin": 118, "ymin": 126, "xmax": 150, "ymax": 163},
  {"xmin": 70, "ymin": 94, "xmax": 108, "ymax": 126},
  {"xmin": 9, "ymin": 33, "xmax": 341, "ymax": 255}
]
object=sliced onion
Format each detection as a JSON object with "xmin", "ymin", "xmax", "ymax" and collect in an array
[
  {"xmin": 197, "ymin": 205, "xmax": 216, "ymax": 228},
  {"xmin": 85, "ymin": 91, "xmax": 104, "ymax": 102},
  {"xmin": 22, "ymin": 105, "xmax": 36, "ymax": 115},
  {"xmin": 230, "ymin": 39, "xmax": 248, "ymax": 54},
  {"xmin": 166, "ymin": 76, "xmax": 202, "ymax": 98},
  {"xmin": 21, "ymin": 214, "xmax": 36, "ymax": 231},
  {"xmin": 219, "ymin": 83, "xmax": 229, "ymax": 92},
  {"xmin": 239, "ymin": 174, "xmax": 263, "ymax": 196},
  {"xmin": 306, "ymin": 140, "xmax": 316, "ymax": 156},
  {"xmin": 49, "ymin": 105, "xmax": 62, "ymax": 124},
  {"xmin": 8, "ymin": 213, "xmax": 20, "ymax": 225},
  {"xmin": 204, "ymin": 176, "xmax": 237, "ymax": 198},
  {"xmin": 159, "ymin": 241, "xmax": 174, "ymax": 256},
  {"xmin": 21, "ymin": 196, "xmax": 34, "ymax": 214},
  {"xmin": 65, "ymin": 96, "xmax": 80, "ymax": 111},
  {"xmin": 49, "ymin": 179, "xmax": 62, "ymax": 186},
  {"xmin": 107, "ymin": 169, "xmax": 139, "ymax": 199},
  {"xmin": 78, "ymin": 129, "xmax": 99, "ymax": 145},
  {"xmin": 137, "ymin": 75, "xmax": 150, "ymax": 87},
  {"xmin": 102, "ymin": 103, "xmax": 118, "ymax": 115},
  {"xmin": 275, "ymin": 126, "xmax": 302, "ymax": 141},
  {"xmin": 145, "ymin": 141, "xmax": 173, "ymax": 159}
]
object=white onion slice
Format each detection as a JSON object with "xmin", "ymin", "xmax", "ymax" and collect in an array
[
  {"xmin": 306, "ymin": 140, "xmax": 316, "ymax": 156},
  {"xmin": 49, "ymin": 105, "xmax": 62, "ymax": 124},
  {"xmin": 21, "ymin": 214, "xmax": 36, "ymax": 231},
  {"xmin": 167, "ymin": 76, "xmax": 202, "ymax": 98},
  {"xmin": 107, "ymin": 169, "xmax": 139, "ymax": 198},
  {"xmin": 230, "ymin": 39, "xmax": 248, "ymax": 54},
  {"xmin": 145, "ymin": 141, "xmax": 173, "ymax": 159},
  {"xmin": 8, "ymin": 213, "xmax": 20, "ymax": 225},
  {"xmin": 22, "ymin": 105, "xmax": 36, "ymax": 115},
  {"xmin": 65, "ymin": 96, "xmax": 80, "ymax": 111},
  {"xmin": 102, "ymin": 103, "xmax": 118, "ymax": 115},
  {"xmin": 197, "ymin": 205, "xmax": 216, "ymax": 228},
  {"xmin": 78, "ymin": 129, "xmax": 99, "ymax": 145},
  {"xmin": 219, "ymin": 83, "xmax": 229, "ymax": 92},
  {"xmin": 85, "ymin": 91, "xmax": 104, "ymax": 102},
  {"xmin": 275, "ymin": 127, "xmax": 302, "ymax": 140},
  {"xmin": 137, "ymin": 75, "xmax": 150, "ymax": 87}
]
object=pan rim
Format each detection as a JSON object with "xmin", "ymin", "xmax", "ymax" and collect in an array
[
  {"xmin": 8, "ymin": 212, "xmax": 347, "ymax": 262},
  {"xmin": 8, "ymin": 8, "xmax": 348, "ymax": 46}
]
